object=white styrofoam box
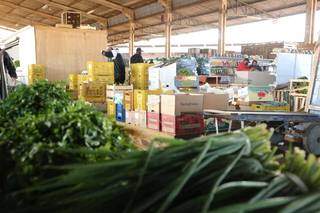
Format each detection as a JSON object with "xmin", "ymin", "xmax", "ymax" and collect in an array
[
  {"xmin": 148, "ymin": 63, "xmax": 177, "ymax": 91},
  {"xmin": 148, "ymin": 66, "xmax": 160, "ymax": 90},
  {"xmin": 159, "ymin": 63, "xmax": 177, "ymax": 90}
]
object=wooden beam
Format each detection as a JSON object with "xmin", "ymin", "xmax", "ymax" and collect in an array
[
  {"xmin": 159, "ymin": 0, "xmax": 172, "ymax": 58},
  {"xmin": 218, "ymin": 0, "xmax": 227, "ymax": 55},
  {"xmin": 0, "ymin": 18, "xmax": 20, "ymax": 30},
  {"xmin": 305, "ymin": 0, "xmax": 317, "ymax": 44},
  {"xmin": 0, "ymin": 0, "xmax": 60, "ymax": 21},
  {"xmin": 35, "ymin": 0, "xmax": 108, "ymax": 24},
  {"xmin": 129, "ymin": 21, "xmax": 135, "ymax": 56},
  {"xmin": 87, "ymin": 0, "xmax": 134, "ymax": 19},
  {"xmin": 3, "ymin": 13, "xmax": 49, "ymax": 26}
]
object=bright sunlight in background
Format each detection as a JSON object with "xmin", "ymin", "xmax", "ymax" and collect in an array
[{"xmin": 1, "ymin": 11, "xmax": 319, "ymax": 52}]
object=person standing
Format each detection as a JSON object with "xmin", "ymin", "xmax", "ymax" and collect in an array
[
  {"xmin": 130, "ymin": 48, "xmax": 144, "ymax": 64},
  {"xmin": 0, "ymin": 48, "xmax": 17, "ymax": 80},
  {"xmin": 250, "ymin": 60, "xmax": 262, "ymax": 71},
  {"xmin": 102, "ymin": 47, "xmax": 126, "ymax": 84},
  {"xmin": 237, "ymin": 58, "xmax": 251, "ymax": 71}
]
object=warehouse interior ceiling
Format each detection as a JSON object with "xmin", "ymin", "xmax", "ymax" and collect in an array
[{"xmin": 0, "ymin": 0, "xmax": 319, "ymax": 45}]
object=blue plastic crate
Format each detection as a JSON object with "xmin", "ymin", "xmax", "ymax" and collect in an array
[{"xmin": 116, "ymin": 104, "xmax": 126, "ymax": 122}]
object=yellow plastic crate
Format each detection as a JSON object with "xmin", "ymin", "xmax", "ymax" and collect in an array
[
  {"xmin": 28, "ymin": 73, "xmax": 46, "ymax": 85},
  {"xmin": 77, "ymin": 74, "xmax": 89, "ymax": 86},
  {"xmin": 251, "ymin": 104, "xmax": 290, "ymax": 112},
  {"xmin": 87, "ymin": 61, "xmax": 114, "ymax": 76},
  {"xmin": 107, "ymin": 99, "xmax": 116, "ymax": 116},
  {"xmin": 69, "ymin": 74, "xmax": 78, "ymax": 90},
  {"xmin": 79, "ymin": 82, "xmax": 106, "ymax": 103},
  {"xmin": 28, "ymin": 64, "xmax": 45, "ymax": 75},
  {"xmin": 88, "ymin": 75, "xmax": 114, "ymax": 85},
  {"xmin": 124, "ymin": 91, "xmax": 134, "ymax": 110},
  {"xmin": 134, "ymin": 90, "xmax": 148, "ymax": 111},
  {"xmin": 131, "ymin": 63, "xmax": 149, "ymax": 90},
  {"xmin": 131, "ymin": 63, "xmax": 149, "ymax": 75},
  {"xmin": 131, "ymin": 77, "xmax": 148, "ymax": 90}
]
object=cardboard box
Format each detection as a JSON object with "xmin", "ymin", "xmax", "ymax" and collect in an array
[
  {"xmin": 106, "ymin": 85, "xmax": 133, "ymax": 99},
  {"xmin": 248, "ymin": 86, "xmax": 274, "ymax": 102},
  {"xmin": 161, "ymin": 113, "xmax": 204, "ymax": 137},
  {"xmin": 114, "ymin": 91, "xmax": 124, "ymax": 104},
  {"xmin": 161, "ymin": 94, "xmax": 204, "ymax": 116},
  {"xmin": 235, "ymin": 71, "xmax": 276, "ymax": 86},
  {"xmin": 124, "ymin": 91, "xmax": 134, "ymax": 111},
  {"xmin": 147, "ymin": 112, "xmax": 161, "ymax": 131},
  {"xmin": 134, "ymin": 110, "xmax": 147, "ymax": 128},
  {"xmin": 203, "ymin": 93, "xmax": 229, "ymax": 110},
  {"xmin": 125, "ymin": 111, "xmax": 135, "ymax": 124},
  {"xmin": 174, "ymin": 75, "xmax": 199, "ymax": 88},
  {"xmin": 147, "ymin": 95, "xmax": 161, "ymax": 113}
]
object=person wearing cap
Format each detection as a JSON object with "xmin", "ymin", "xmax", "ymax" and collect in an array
[{"xmin": 130, "ymin": 47, "xmax": 144, "ymax": 64}]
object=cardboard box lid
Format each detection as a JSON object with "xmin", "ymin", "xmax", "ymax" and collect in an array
[
  {"xmin": 203, "ymin": 93, "xmax": 229, "ymax": 110},
  {"xmin": 161, "ymin": 94, "xmax": 203, "ymax": 115}
]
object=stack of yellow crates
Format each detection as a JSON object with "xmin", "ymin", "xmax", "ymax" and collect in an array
[
  {"xmin": 28, "ymin": 64, "xmax": 45, "ymax": 85},
  {"xmin": 87, "ymin": 61, "xmax": 114, "ymax": 85},
  {"xmin": 131, "ymin": 63, "xmax": 149, "ymax": 90}
]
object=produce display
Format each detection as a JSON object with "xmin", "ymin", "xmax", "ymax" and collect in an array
[
  {"xmin": 0, "ymin": 81, "xmax": 133, "ymax": 196},
  {"xmin": 3, "ymin": 125, "xmax": 320, "ymax": 212}
]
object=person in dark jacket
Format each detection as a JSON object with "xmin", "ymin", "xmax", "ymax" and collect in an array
[
  {"xmin": 250, "ymin": 60, "xmax": 262, "ymax": 71},
  {"xmin": 0, "ymin": 48, "xmax": 17, "ymax": 79},
  {"xmin": 130, "ymin": 47, "xmax": 144, "ymax": 64},
  {"xmin": 102, "ymin": 48, "xmax": 126, "ymax": 84}
]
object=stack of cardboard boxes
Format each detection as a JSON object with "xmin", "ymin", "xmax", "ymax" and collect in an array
[{"xmin": 161, "ymin": 94, "xmax": 205, "ymax": 137}]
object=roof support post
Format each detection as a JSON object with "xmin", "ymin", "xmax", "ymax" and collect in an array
[
  {"xmin": 129, "ymin": 21, "xmax": 135, "ymax": 57},
  {"xmin": 218, "ymin": 0, "xmax": 227, "ymax": 55},
  {"xmin": 304, "ymin": 0, "xmax": 317, "ymax": 44},
  {"xmin": 159, "ymin": 0, "xmax": 172, "ymax": 58},
  {"xmin": 165, "ymin": 8, "xmax": 172, "ymax": 58}
]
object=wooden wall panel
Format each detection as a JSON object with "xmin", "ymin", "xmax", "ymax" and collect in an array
[{"xmin": 35, "ymin": 26, "xmax": 107, "ymax": 81}]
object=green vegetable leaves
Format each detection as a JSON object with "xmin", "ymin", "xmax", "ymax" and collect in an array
[{"xmin": 0, "ymin": 81, "xmax": 133, "ymax": 195}]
